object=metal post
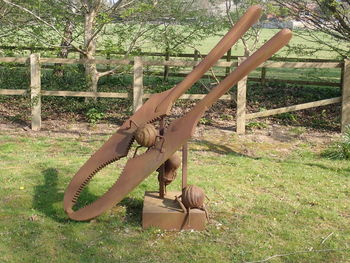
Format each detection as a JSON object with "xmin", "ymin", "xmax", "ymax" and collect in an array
[
  {"xmin": 159, "ymin": 117, "xmax": 166, "ymax": 198},
  {"xmin": 182, "ymin": 142, "xmax": 188, "ymax": 191}
]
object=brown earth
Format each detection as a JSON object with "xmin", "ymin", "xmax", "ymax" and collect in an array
[{"xmin": 0, "ymin": 112, "xmax": 340, "ymax": 159}]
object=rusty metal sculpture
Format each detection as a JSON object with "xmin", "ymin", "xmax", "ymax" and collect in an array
[{"xmin": 64, "ymin": 5, "xmax": 292, "ymax": 222}]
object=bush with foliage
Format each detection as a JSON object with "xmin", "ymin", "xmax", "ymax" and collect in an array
[{"xmin": 322, "ymin": 126, "xmax": 350, "ymax": 160}]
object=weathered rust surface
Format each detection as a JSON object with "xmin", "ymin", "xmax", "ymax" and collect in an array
[
  {"xmin": 142, "ymin": 191, "xmax": 206, "ymax": 231},
  {"xmin": 63, "ymin": 6, "xmax": 292, "ymax": 221},
  {"xmin": 179, "ymin": 185, "xmax": 209, "ymax": 222},
  {"xmin": 134, "ymin": 123, "xmax": 158, "ymax": 147},
  {"xmin": 157, "ymin": 153, "xmax": 181, "ymax": 186},
  {"xmin": 181, "ymin": 185, "xmax": 206, "ymax": 210}
]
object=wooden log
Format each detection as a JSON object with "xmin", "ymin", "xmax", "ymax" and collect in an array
[
  {"xmin": 39, "ymin": 57, "xmax": 132, "ymax": 65},
  {"xmin": 30, "ymin": 53, "xmax": 41, "ymax": 131},
  {"xmin": 133, "ymin": 56, "xmax": 143, "ymax": 112},
  {"xmin": 341, "ymin": 59, "xmax": 350, "ymax": 132},
  {"xmin": 0, "ymin": 57, "xmax": 28, "ymax": 63},
  {"xmin": 246, "ymin": 97, "xmax": 341, "ymax": 120},
  {"xmin": 0, "ymin": 89, "xmax": 27, "ymax": 95},
  {"xmin": 41, "ymin": 90, "xmax": 128, "ymax": 98},
  {"xmin": 236, "ymin": 57, "xmax": 248, "ymax": 135},
  {"xmin": 260, "ymin": 61, "xmax": 342, "ymax": 68},
  {"xmin": 142, "ymin": 59, "xmax": 237, "ymax": 68},
  {"xmin": 142, "ymin": 93, "xmax": 231, "ymax": 100},
  {"xmin": 247, "ymin": 77, "xmax": 341, "ymax": 87}
]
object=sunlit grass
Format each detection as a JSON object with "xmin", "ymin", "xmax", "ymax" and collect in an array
[{"xmin": 0, "ymin": 129, "xmax": 349, "ymax": 262}]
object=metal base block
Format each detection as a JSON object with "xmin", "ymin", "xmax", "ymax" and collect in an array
[{"xmin": 142, "ymin": 191, "xmax": 206, "ymax": 231}]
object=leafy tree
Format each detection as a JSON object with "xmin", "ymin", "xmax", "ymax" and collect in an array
[
  {"xmin": 221, "ymin": 0, "xmax": 284, "ymax": 56},
  {"xmin": 0, "ymin": 0, "xmax": 134, "ymax": 94},
  {"xmin": 0, "ymin": 0, "xmax": 220, "ymax": 93},
  {"xmin": 275, "ymin": 0, "xmax": 350, "ymax": 58},
  {"xmin": 120, "ymin": 0, "xmax": 220, "ymax": 80}
]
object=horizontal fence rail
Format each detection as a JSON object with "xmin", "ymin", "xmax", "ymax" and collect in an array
[
  {"xmin": 0, "ymin": 45, "xmax": 342, "ymax": 62},
  {"xmin": 0, "ymin": 54, "xmax": 348, "ymax": 133},
  {"xmin": 246, "ymin": 97, "xmax": 342, "ymax": 120},
  {"xmin": 0, "ymin": 56, "xmax": 343, "ymax": 68},
  {"xmin": 0, "ymin": 55, "xmax": 343, "ymax": 88}
]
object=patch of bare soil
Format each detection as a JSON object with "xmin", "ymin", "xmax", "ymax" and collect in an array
[
  {"xmin": 0, "ymin": 112, "xmax": 340, "ymax": 159},
  {"xmin": 198, "ymin": 123, "xmax": 339, "ymax": 158}
]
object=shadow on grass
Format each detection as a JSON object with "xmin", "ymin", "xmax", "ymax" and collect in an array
[
  {"xmin": 33, "ymin": 168, "xmax": 96, "ymax": 223},
  {"xmin": 33, "ymin": 168, "xmax": 144, "ymax": 226},
  {"xmin": 33, "ymin": 168, "xmax": 69, "ymax": 223},
  {"xmin": 1, "ymin": 113, "xmax": 29, "ymax": 127},
  {"xmin": 192, "ymin": 139, "xmax": 260, "ymax": 159},
  {"xmin": 304, "ymin": 162, "xmax": 350, "ymax": 177},
  {"xmin": 119, "ymin": 197, "xmax": 144, "ymax": 226}
]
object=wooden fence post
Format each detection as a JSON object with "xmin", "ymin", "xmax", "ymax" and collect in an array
[
  {"xmin": 341, "ymin": 59, "xmax": 350, "ymax": 132},
  {"xmin": 193, "ymin": 50, "xmax": 199, "ymax": 70},
  {"xmin": 133, "ymin": 56, "xmax": 143, "ymax": 112},
  {"xmin": 78, "ymin": 45, "xmax": 85, "ymax": 73},
  {"xmin": 30, "ymin": 53, "xmax": 41, "ymax": 131},
  {"xmin": 163, "ymin": 48, "xmax": 170, "ymax": 81},
  {"xmin": 106, "ymin": 52, "xmax": 112, "ymax": 81},
  {"xmin": 226, "ymin": 48, "xmax": 232, "ymax": 76},
  {"xmin": 261, "ymin": 67, "xmax": 266, "ymax": 85},
  {"xmin": 236, "ymin": 57, "xmax": 248, "ymax": 135}
]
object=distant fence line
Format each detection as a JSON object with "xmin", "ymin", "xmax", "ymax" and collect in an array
[
  {"xmin": 0, "ymin": 54, "xmax": 348, "ymax": 134},
  {"xmin": 0, "ymin": 45, "xmax": 343, "ymax": 87},
  {"xmin": 0, "ymin": 45, "xmax": 341, "ymax": 62}
]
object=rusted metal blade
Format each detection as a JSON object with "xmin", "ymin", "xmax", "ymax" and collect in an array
[{"xmin": 65, "ymin": 29, "xmax": 292, "ymax": 221}]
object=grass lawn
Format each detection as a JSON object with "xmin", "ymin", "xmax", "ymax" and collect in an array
[
  {"xmin": 141, "ymin": 28, "xmax": 345, "ymax": 60},
  {"xmin": 0, "ymin": 126, "xmax": 349, "ymax": 262}
]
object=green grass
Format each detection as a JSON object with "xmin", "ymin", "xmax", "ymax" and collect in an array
[
  {"xmin": 140, "ymin": 28, "xmax": 345, "ymax": 60},
  {"xmin": 1, "ymin": 27, "xmax": 343, "ymax": 60},
  {"xmin": 0, "ymin": 129, "xmax": 349, "ymax": 262}
]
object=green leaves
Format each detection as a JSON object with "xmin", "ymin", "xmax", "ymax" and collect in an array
[{"xmin": 322, "ymin": 126, "xmax": 350, "ymax": 160}]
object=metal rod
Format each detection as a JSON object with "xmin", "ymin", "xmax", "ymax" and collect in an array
[
  {"xmin": 182, "ymin": 142, "xmax": 188, "ymax": 191},
  {"xmin": 159, "ymin": 117, "xmax": 165, "ymax": 198}
]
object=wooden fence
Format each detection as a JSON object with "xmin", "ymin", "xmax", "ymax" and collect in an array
[
  {"xmin": 0, "ymin": 45, "xmax": 342, "ymax": 87},
  {"xmin": 0, "ymin": 54, "xmax": 348, "ymax": 133}
]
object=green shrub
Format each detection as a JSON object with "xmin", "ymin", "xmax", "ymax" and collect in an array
[
  {"xmin": 322, "ymin": 126, "xmax": 350, "ymax": 160},
  {"xmin": 86, "ymin": 108, "xmax": 105, "ymax": 125},
  {"xmin": 246, "ymin": 121, "xmax": 268, "ymax": 130}
]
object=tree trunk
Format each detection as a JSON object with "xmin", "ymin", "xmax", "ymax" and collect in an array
[
  {"xmin": 163, "ymin": 47, "xmax": 170, "ymax": 81},
  {"xmin": 84, "ymin": 7, "xmax": 99, "ymax": 101},
  {"xmin": 54, "ymin": 19, "xmax": 74, "ymax": 77}
]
